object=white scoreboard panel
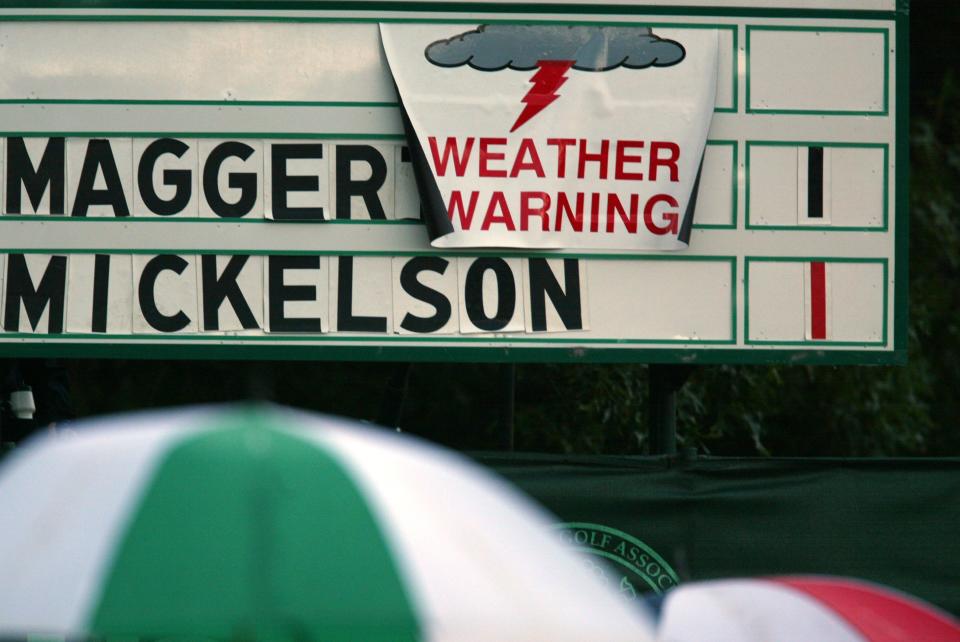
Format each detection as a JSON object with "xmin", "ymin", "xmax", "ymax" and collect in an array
[{"xmin": 0, "ymin": 0, "xmax": 907, "ymax": 364}]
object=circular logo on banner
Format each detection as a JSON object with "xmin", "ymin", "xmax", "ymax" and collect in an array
[{"xmin": 556, "ymin": 522, "xmax": 680, "ymax": 598}]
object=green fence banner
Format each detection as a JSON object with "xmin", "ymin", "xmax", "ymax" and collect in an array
[{"xmin": 480, "ymin": 455, "xmax": 960, "ymax": 616}]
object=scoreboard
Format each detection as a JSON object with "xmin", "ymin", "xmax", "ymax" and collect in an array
[{"xmin": 0, "ymin": 0, "xmax": 907, "ymax": 364}]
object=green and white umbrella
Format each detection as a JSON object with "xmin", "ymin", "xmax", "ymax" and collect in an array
[{"xmin": 0, "ymin": 405, "xmax": 652, "ymax": 641}]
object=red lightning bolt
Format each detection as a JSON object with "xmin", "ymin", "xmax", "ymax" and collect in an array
[{"xmin": 510, "ymin": 59, "xmax": 575, "ymax": 133}]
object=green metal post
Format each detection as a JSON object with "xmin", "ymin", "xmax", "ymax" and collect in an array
[
  {"xmin": 648, "ymin": 365, "xmax": 693, "ymax": 455},
  {"xmin": 499, "ymin": 363, "xmax": 516, "ymax": 451}
]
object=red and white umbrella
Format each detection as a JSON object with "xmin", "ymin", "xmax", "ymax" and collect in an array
[{"xmin": 651, "ymin": 576, "xmax": 960, "ymax": 642}]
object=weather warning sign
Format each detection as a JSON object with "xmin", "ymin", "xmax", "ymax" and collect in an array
[{"xmin": 381, "ymin": 24, "xmax": 719, "ymax": 250}]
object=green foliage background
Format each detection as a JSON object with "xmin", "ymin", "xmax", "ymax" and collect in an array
[{"xmin": 58, "ymin": 4, "xmax": 960, "ymax": 457}]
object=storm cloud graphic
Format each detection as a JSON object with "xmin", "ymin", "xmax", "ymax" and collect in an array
[
  {"xmin": 424, "ymin": 25, "xmax": 686, "ymax": 72},
  {"xmin": 424, "ymin": 25, "xmax": 686, "ymax": 131}
]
